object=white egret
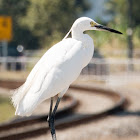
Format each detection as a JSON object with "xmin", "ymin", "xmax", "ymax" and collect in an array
[{"xmin": 12, "ymin": 17, "xmax": 122, "ymax": 140}]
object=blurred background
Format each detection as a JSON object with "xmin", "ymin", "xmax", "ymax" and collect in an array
[{"xmin": 0, "ymin": 0, "xmax": 140, "ymax": 140}]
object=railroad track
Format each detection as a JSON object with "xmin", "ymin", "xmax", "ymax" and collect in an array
[{"xmin": 0, "ymin": 81, "xmax": 127, "ymax": 140}]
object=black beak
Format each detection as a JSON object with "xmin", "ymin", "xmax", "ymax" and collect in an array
[{"xmin": 95, "ymin": 25, "xmax": 123, "ymax": 34}]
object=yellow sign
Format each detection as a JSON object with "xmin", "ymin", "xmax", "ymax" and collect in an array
[{"xmin": 0, "ymin": 16, "xmax": 12, "ymax": 41}]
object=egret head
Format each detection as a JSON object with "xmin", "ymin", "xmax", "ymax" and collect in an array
[{"xmin": 72, "ymin": 17, "xmax": 122, "ymax": 34}]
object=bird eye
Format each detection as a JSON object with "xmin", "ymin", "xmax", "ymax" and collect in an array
[{"xmin": 90, "ymin": 21, "xmax": 95, "ymax": 27}]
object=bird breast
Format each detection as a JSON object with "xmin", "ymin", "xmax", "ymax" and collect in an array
[{"xmin": 80, "ymin": 34, "xmax": 94, "ymax": 68}]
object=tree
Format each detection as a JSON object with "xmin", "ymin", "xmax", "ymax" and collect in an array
[
  {"xmin": 0, "ymin": 0, "xmax": 89, "ymax": 49},
  {"xmin": 20, "ymin": 0, "xmax": 90, "ymax": 48},
  {"xmin": 105, "ymin": 0, "xmax": 140, "ymax": 36},
  {"xmin": 0, "ymin": 0, "xmax": 39, "ymax": 49},
  {"xmin": 105, "ymin": 0, "xmax": 140, "ymax": 59}
]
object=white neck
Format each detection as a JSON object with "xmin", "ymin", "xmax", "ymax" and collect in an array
[
  {"xmin": 71, "ymin": 28, "xmax": 84, "ymax": 41},
  {"xmin": 71, "ymin": 28, "xmax": 94, "ymax": 49},
  {"xmin": 71, "ymin": 27, "xmax": 94, "ymax": 68}
]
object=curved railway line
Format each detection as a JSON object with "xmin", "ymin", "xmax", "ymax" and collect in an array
[{"xmin": 0, "ymin": 80, "xmax": 128, "ymax": 140}]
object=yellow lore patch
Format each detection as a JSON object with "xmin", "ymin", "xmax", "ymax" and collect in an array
[{"xmin": 90, "ymin": 21, "xmax": 96, "ymax": 27}]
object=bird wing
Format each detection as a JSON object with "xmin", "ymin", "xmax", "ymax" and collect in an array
[
  {"xmin": 26, "ymin": 39, "xmax": 79, "ymax": 93},
  {"xmin": 12, "ymin": 38, "xmax": 85, "ymax": 115}
]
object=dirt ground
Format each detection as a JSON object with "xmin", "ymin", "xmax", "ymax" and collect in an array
[{"xmin": 24, "ymin": 81, "xmax": 140, "ymax": 140}]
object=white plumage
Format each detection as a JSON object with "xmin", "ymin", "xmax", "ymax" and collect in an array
[
  {"xmin": 12, "ymin": 17, "xmax": 121, "ymax": 116},
  {"xmin": 13, "ymin": 37, "xmax": 93, "ymax": 116}
]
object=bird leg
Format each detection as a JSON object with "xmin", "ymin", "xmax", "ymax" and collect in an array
[
  {"xmin": 48, "ymin": 97, "xmax": 61, "ymax": 140},
  {"xmin": 48, "ymin": 97, "xmax": 53, "ymax": 122}
]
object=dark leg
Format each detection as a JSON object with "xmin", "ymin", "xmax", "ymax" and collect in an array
[
  {"xmin": 52, "ymin": 97, "xmax": 61, "ymax": 115},
  {"xmin": 48, "ymin": 97, "xmax": 53, "ymax": 122},
  {"xmin": 48, "ymin": 97, "xmax": 61, "ymax": 140}
]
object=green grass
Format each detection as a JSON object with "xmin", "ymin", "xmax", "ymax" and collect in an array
[{"xmin": 0, "ymin": 96, "xmax": 15, "ymax": 123}]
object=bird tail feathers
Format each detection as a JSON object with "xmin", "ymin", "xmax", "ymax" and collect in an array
[{"xmin": 11, "ymin": 82, "xmax": 31, "ymax": 109}]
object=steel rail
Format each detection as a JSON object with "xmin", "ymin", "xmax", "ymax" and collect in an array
[{"xmin": 0, "ymin": 82, "xmax": 127, "ymax": 140}]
